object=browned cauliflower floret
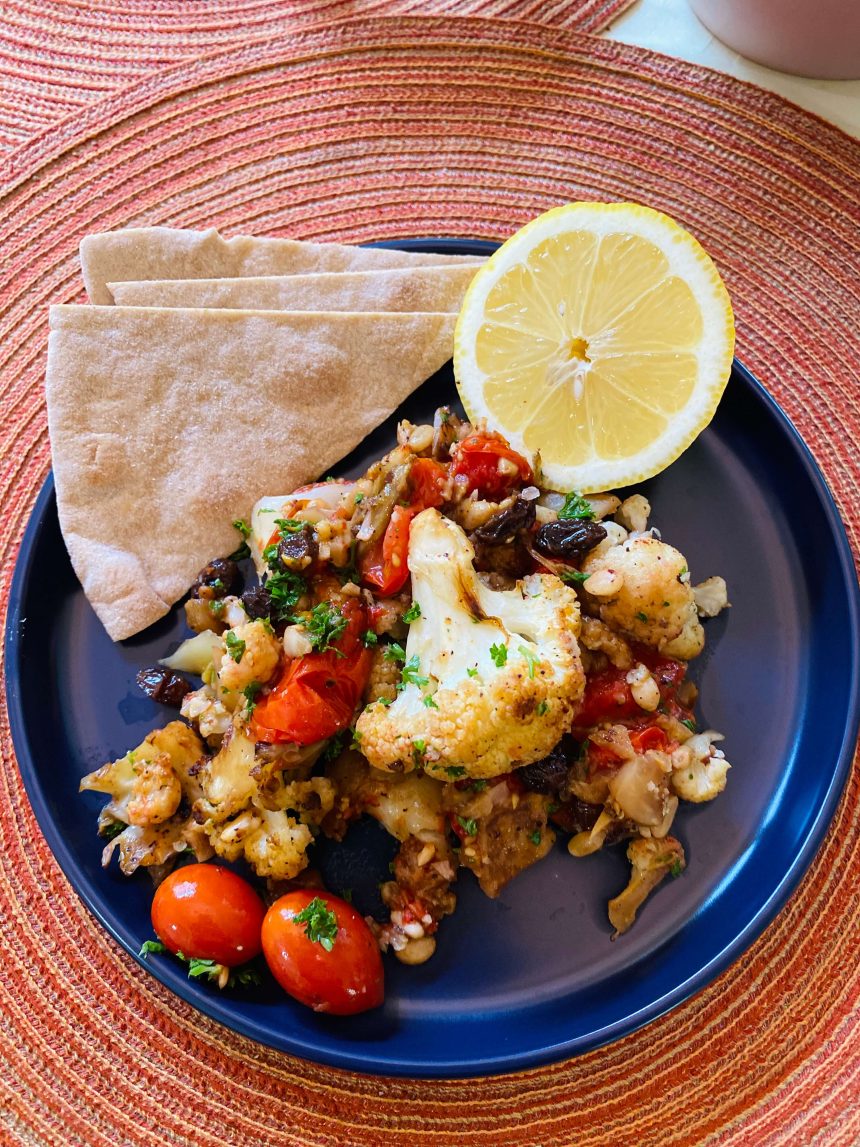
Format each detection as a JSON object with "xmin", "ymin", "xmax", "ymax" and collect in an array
[
  {"xmin": 356, "ymin": 509, "xmax": 585, "ymax": 780},
  {"xmin": 581, "ymin": 535, "xmax": 704, "ymax": 659},
  {"xmin": 209, "ymin": 805, "xmax": 314, "ymax": 881},
  {"xmin": 217, "ymin": 619, "xmax": 281, "ymax": 694},
  {"xmin": 364, "ymin": 647, "xmax": 401, "ymax": 705},
  {"xmin": 670, "ymin": 730, "xmax": 731, "ymax": 802},
  {"xmin": 126, "ymin": 754, "xmax": 181, "ymax": 826}
]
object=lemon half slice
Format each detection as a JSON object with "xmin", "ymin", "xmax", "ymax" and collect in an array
[{"xmin": 454, "ymin": 202, "xmax": 735, "ymax": 492}]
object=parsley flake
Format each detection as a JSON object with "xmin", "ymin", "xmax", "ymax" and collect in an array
[
  {"xmin": 139, "ymin": 939, "xmax": 167, "ymax": 957},
  {"xmin": 101, "ymin": 820, "xmax": 127, "ymax": 841},
  {"xmin": 466, "ymin": 667, "xmax": 478, "ymax": 678},
  {"xmin": 457, "ymin": 815, "xmax": 478, "ymax": 837},
  {"xmin": 536, "ymin": 700, "xmax": 549, "ymax": 716},
  {"xmin": 305, "ymin": 602, "xmax": 348, "ymax": 654},
  {"xmin": 293, "ymin": 897, "xmax": 338, "ymax": 952},
  {"xmin": 423, "ymin": 694, "xmax": 439, "ymax": 709},
  {"xmin": 400, "ymin": 655, "xmax": 429, "ymax": 690},
  {"xmin": 681, "ymin": 718, "xmax": 697, "ymax": 733},
  {"xmin": 382, "ymin": 642, "xmax": 406, "ymax": 663},
  {"xmin": 224, "ymin": 631, "xmax": 246, "ymax": 663},
  {"xmin": 489, "ymin": 642, "xmax": 508, "ymax": 668},
  {"xmin": 265, "ymin": 568, "xmax": 307, "ymax": 622},
  {"xmin": 670, "ymin": 859, "xmax": 683, "ymax": 878},
  {"xmin": 443, "ymin": 766, "xmax": 466, "ymax": 778},
  {"xmin": 559, "ymin": 569, "xmax": 591, "ymax": 585},
  {"xmin": 636, "ymin": 611, "xmax": 649, "ymax": 623},
  {"xmin": 232, "ymin": 518, "xmax": 251, "ymax": 539},
  {"xmin": 362, "ymin": 629, "xmax": 378, "ymax": 647},
  {"xmin": 402, "ymin": 601, "xmax": 422, "ymax": 623},
  {"xmin": 354, "ymin": 492, "xmax": 365, "ymax": 505},
  {"xmin": 558, "ymin": 492, "xmax": 595, "ymax": 521},
  {"xmin": 529, "ymin": 830, "xmax": 542, "ymax": 846},
  {"xmin": 242, "ymin": 681, "xmax": 262, "ymax": 716}
]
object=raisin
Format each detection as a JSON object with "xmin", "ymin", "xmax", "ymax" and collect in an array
[
  {"xmin": 534, "ymin": 520, "xmax": 607, "ymax": 561},
  {"xmin": 192, "ymin": 557, "xmax": 238, "ymax": 600},
  {"xmin": 518, "ymin": 746, "xmax": 571, "ymax": 794},
  {"xmin": 472, "ymin": 498, "xmax": 536, "ymax": 544},
  {"xmin": 276, "ymin": 523, "xmax": 318, "ymax": 571},
  {"xmin": 136, "ymin": 667, "xmax": 191, "ymax": 707},
  {"xmin": 242, "ymin": 585, "xmax": 273, "ymax": 620}
]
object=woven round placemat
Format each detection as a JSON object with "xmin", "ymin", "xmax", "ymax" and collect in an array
[
  {"xmin": 1, "ymin": 16, "xmax": 859, "ymax": 1146},
  {"xmin": 0, "ymin": 0, "xmax": 634, "ymax": 151}
]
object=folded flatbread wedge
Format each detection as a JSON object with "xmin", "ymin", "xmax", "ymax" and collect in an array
[
  {"xmin": 81, "ymin": 227, "xmax": 484, "ymax": 304},
  {"xmin": 107, "ymin": 265, "xmax": 478, "ymax": 313},
  {"xmin": 45, "ymin": 304, "xmax": 456, "ymax": 641}
]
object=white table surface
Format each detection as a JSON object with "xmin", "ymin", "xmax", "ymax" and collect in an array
[{"xmin": 605, "ymin": 0, "xmax": 860, "ymax": 138}]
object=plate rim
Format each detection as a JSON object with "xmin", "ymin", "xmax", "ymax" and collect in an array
[{"xmin": 5, "ymin": 239, "xmax": 860, "ymax": 1077}]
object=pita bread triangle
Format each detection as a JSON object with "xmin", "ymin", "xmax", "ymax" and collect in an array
[
  {"xmin": 107, "ymin": 264, "xmax": 478, "ymax": 313},
  {"xmin": 45, "ymin": 304, "xmax": 456, "ymax": 641},
  {"xmin": 81, "ymin": 227, "xmax": 484, "ymax": 304}
]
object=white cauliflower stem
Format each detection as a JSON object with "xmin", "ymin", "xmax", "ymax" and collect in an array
[{"xmin": 356, "ymin": 508, "xmax": 585, "ymax": 780}]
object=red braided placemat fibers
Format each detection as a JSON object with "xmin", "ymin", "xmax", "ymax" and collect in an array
[
  {"xmin": 0, "ymin": 0, "xmax": 636, "ymax": 151},
  {"xmin": 1, "ymin": 16, "xmax": 859, "ymax": 1146}
]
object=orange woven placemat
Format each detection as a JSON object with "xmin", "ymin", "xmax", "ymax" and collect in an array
[
  {"xmin": 0, "ymin": 0, "xmax": 634, "ymax": 151},
  {"xmin": 1, "ymin": 16, "xmax": 859, "ymax": 1146}
]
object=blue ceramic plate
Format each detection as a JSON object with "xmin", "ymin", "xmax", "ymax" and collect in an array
[{"xmin": 6, "ymin": 240, "xmax": 859, "ymax": 1078}]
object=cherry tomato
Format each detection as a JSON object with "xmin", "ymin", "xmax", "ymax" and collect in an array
[
  {"xmin": 572, "ymin": 653, "xmax": 692, "ymax": 731},
  {"xmin": 262, "ymin": 891, "xmax": 384, "ymax": 1015},
  {"xmin": 151, "ymin": 864, "xmax": 265, "ymax": 966},
  {"xmin": 451, "ymin": 431, "xmax": 533, "ymax": 500},
  {"xmin": 360, "ymin": 505, "xmax": 414, "ymax": 596},
  {"xmin": 628, "ymin": 724, "xmax": 671, "ymax": 754},
  {"xmin": 251, "ymin": 599, "xmax": 372, "ymax": 745},
  {"xmin": 409, "ymin": 458, "xmax": 449, "ymax": 510}
]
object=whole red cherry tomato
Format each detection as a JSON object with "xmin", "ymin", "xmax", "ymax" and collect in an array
[
  {"xmin": 262, "ymin": 890, "xmax": 384, "ymax": 1015},
  {"xmin": 451, "ymin": 431, "xmax": 533, "ymax": 500},
  {"xmin": 151, "ymin": 864, "xmax": 265, "ymax": 966},
  {"xmin": 251, "ymin": 599, "xmax": 372, "ymax": 745}
]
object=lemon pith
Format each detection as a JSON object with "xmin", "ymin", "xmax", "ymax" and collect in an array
[{"xmin": 454, "ymin": 202, "xmax": 735, "ymax": 493}]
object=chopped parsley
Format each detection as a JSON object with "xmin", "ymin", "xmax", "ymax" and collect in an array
[
  {"xmin": 229, "ymin": 518, "xmax": 252, "ymax": 561},
  {"xmin": 382, "ymin": 641, "xmax": 406, "ymax": 663},
  {"xmin": 518, "ymin": 645, "xmax": 539, "ymax": 679},
  {"xmin": 224, "ymin": 631, "xmax": 246, "ymax": 663},
  {"xmin": 350, "ymin": 727, "xmax": 363, "ymax": 750},
  {"xmin": 305, "ymin": 602, "xmax": 348, "ymax": 654},
  {"xmin": 402, "ymin": 601, "xmax": 422, "ymax": 623},
  {"xmin": 208, "ymin": 599, "xmax": 226, "ymax": 617},
  {"xmin": 471, "ymin": 780, "xmax": 488, "ymax": 792},
  {"xmin": 489, "ymin": 642, "xmax": 508, "ymax": 668},
  {"xmin": 242, "ymin": 680, "xmax": 262, "ymax": 716},
  {"xmin": 139, "ymin": 940, "xmax": 262, "ymax": 988},
  {"xmin": 400, "ymin": 655, "xmax": 429, "ymax": 690},
  {"xmin": 273, "ymin": 517, "xmax": 305, "ymax": 534},
  {"xmin": 265, "ymin": 568, "xmax": 307, "ymax": 622},
  {"xmin": 559, "ymin": 569, "xmax": 591, "ymax": 585},
  {"xmin": 636, "ymin": 611, "xmax": 649, "ymax": 623},
  {"xmin": 376, "ymin": 696, "xmax": 394, "ymax": 708},
  {"xmin": 139, "ymin": 940, "xmax": 167, "ymax": 956},
  {"xmin": 443, "ymin": 766, "xmax": 466, "ymax": 778},
  {"xmin": 681, "ymin": 718, "xmax": 697, "ymax": 733},
  {"xmin": 466, "ymin": 666, "xmax": 478, "ymax": 678},
  {"xmin": 558, "ymin": 491, "xmax": 595, "ymax": 521},
  {"xmin": 293, "ymin": 897, "xmax": 338, "ymax": 952},
  {"xmin": 679, "ymin": 565, "xmax": 688, "ymax": 578},
  {"xmin": 670, "ymin": 859, "xmax": 683, "ymax": 878},
  {"xmin": 457, "ymin": 815, "xmax": 478, "ymax": 837},
  {"xmin": 536, "ymin": 700, "xmax": 549, "ymax": 716},
  {"xmin": 362, "ymin": 629, "xmax": 378, "ymax": 647},
  {"xmin": 423, "ymin": 695, "xmax": 439, "ymax": 709},
  {"xmin": 354, "ymin": 492, "xmax": 365, "ymax": 505},
  {"xmin": 412, "ymin": 739, "xmax": 427, "ymax": 765},
  {"xmin": 529, "ymin": 829, "xmax": 542, "ymax": 846}
]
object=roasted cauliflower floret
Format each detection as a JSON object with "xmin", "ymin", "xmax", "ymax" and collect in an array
[
  {"xmin": 80, "ymin": 721, "xmax": 203, "ymax": 826},
  {"xmin": 670, "ymin": 731, "xmax": 731, "ymax": 802},
  {"xmin": 356, "ymin": 508, "xmax": 585, "ymax": 780},
  {"xmin": 126, "ymin": 754, "xmax": 181, "ymax": 826},
  {"xmin": 581, "ymin": 535, "xmax": 705, "ymax": 659},
  {"xmin": 209, "ymin": 805, "xmax": 313, "ymax": 881},
  {"xmin": 608, "ymin": 836, "xmax": 686, "ymax": 936},
  {"xmin": 217, "ymin": 619, "xmax": 281, "ymax": 694}
]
